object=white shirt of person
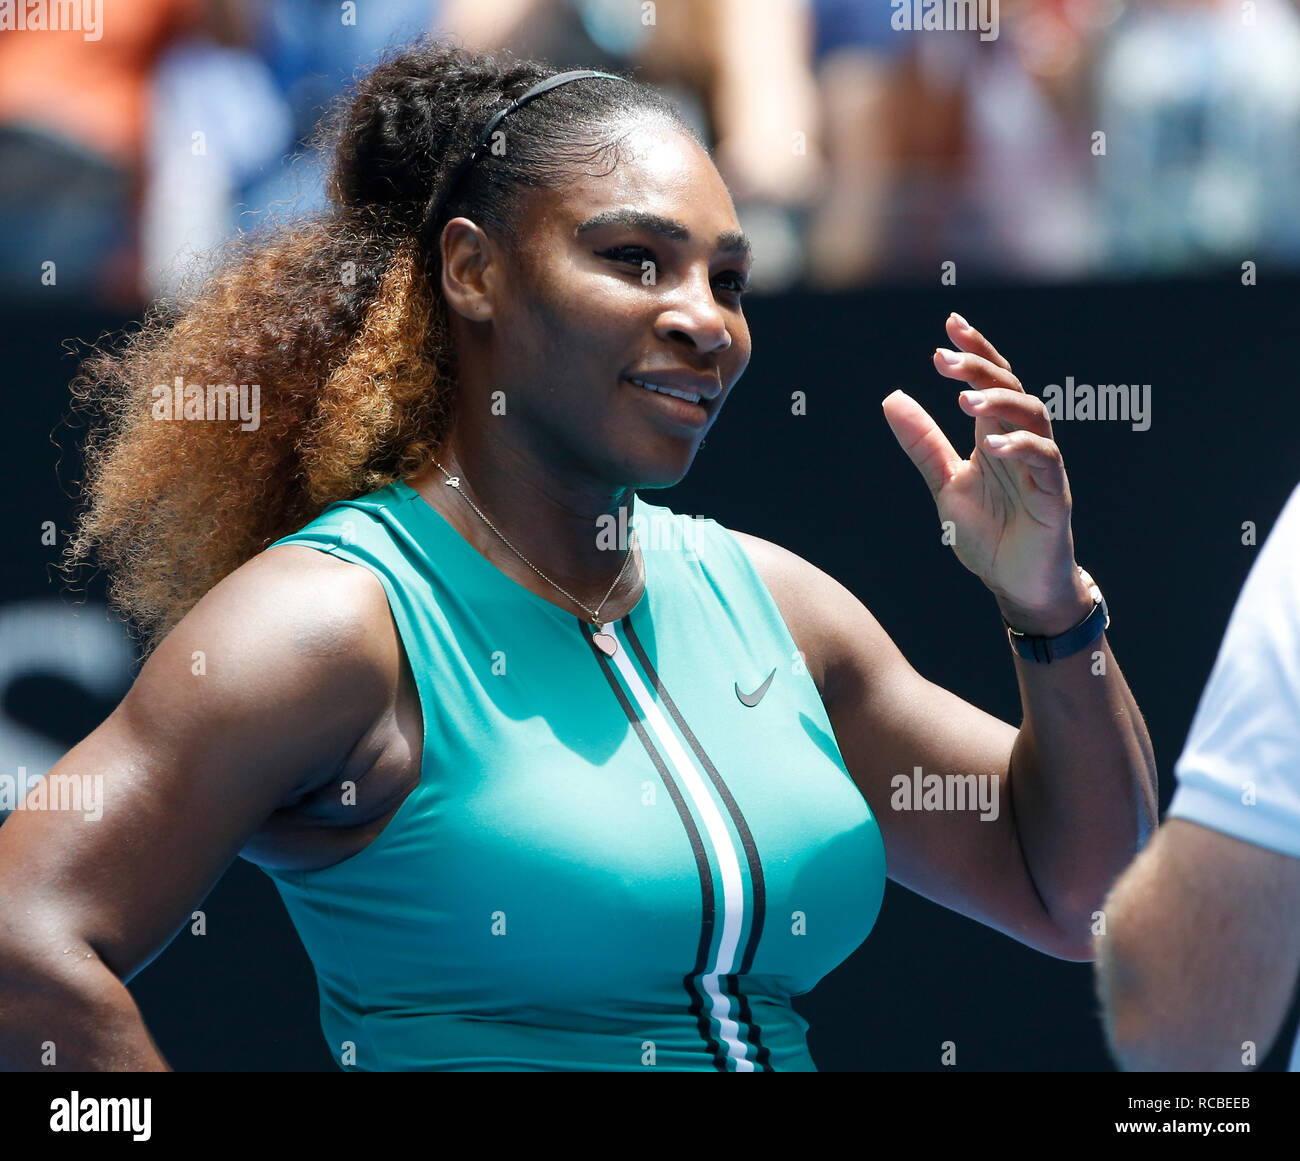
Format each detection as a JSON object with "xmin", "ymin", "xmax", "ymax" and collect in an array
[{"xmin": 1166, "ymin": 481, "xmax": 1300, "ymax": 1071}]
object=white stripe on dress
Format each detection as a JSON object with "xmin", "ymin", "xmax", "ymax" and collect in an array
[{"xmin": 603, "ymin": 618, "xmax": 754, "ymax": 1072}]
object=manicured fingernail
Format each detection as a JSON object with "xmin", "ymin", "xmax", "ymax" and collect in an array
[
  {"xmin": 950, "ymin": 312, "xmax": 970, "ymax": 329},
  {"xmin": 985, "ymin": 433, "xmax": 1007, "ymax": 448},
  {"xmin": 961, "ymin": 390, "xmax": 985, "ymax": 407},
  {"xmin": 936, "ymin": 348, "xmax": 962, "ymax": 365}
]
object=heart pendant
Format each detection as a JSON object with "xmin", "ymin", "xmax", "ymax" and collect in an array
[{"xmin": 592, "ymin": 632, "xmax": 617, "ymax": 657}]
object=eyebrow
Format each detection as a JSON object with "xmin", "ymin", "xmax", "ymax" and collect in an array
[{"xmin": 575, "ymin": 209, "xmax": 753, "ymax": 262}]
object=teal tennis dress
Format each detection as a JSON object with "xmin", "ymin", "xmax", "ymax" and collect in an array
[{"xmin": 255, "ymin": 480, "xmax": 887, "ymax": 1071}]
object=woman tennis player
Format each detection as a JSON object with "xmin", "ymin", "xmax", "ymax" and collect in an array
[{"xmin": 0, "ymin": 39, "xmax": 1156, "ymax": 1071}]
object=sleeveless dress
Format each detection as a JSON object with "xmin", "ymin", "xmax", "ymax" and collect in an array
[{"xmin": 254, "ymin": 479, "xmax": 887, "ymax": 1071}]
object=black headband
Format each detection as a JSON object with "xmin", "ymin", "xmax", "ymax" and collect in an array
[{"xmin": 424, "ymin": 68, "xmax": 631, "ymax": 234}]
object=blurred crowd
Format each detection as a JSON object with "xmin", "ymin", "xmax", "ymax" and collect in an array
[{"xmin": 2, "ymin": 0, "xmax": 1299, "ymax": 306}]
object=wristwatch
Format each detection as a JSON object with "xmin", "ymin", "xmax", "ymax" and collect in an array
[{"xmin": 1004, "ymin": 565, "xmax": 1110, "ymax": 663}]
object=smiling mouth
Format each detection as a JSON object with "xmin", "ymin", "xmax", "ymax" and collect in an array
[
  {"xmin": 622, "ymin": 376, "xmax": 712, "ymax": 426},
  {"xmin": 625, "ymin": 377, "xmax": 705, "ymax": 404}
]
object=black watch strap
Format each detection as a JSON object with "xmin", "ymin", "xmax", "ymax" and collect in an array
[{"xmin": 1004, "ymin": 568, "xmax": 1110, "ymax": 663}]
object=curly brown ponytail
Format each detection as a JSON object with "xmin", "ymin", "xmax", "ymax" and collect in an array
[{"xmin": 60, "ymin": 35, "xmax": 695, "ymax": 655}]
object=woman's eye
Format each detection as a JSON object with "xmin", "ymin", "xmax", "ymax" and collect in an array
[
  {"xmin": 717, "ymin": 273, "xmax": 749, "ymax": 298},
  {"xmin": 596, "ymin": 247, "xmax": 748, "ymax": 301},
  {"xmin": 597, "ymin": 246, "xmax": 654, "ymax": 266}
]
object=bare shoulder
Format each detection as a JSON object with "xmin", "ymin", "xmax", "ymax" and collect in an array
[
  {"xmin": 0, "ymin": 543, "xmax": 415, "ymax": 985},
  {"xmin": 121, "ymin": 543, "xmax": 408, "ymax": 799},
  {"xmin": 723, "ymin": 527, "xmax": 895, "ymax": 706},
  {"xmin": 250, "ymin": 543, "xmax": 400, "ymax": 665}
]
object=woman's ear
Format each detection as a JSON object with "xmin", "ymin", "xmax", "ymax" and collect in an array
[{"xmin": 439, "ymin": 216, "xmax": 496, "ymax": 322}]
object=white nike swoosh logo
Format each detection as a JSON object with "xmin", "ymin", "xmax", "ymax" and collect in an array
[{"xmin": 736, "ymin": 668, "xmax": 777, "ymax": 707}]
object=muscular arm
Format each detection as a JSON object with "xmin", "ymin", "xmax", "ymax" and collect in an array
[
  {"xmin": 731, "ymin": 530, "xmax": 1156, "ymax": 961},
  {"xmin": 1001, "ymin": 592, "xmax": 1158, "ymax": 949},
  {"xmin": 0, "ymin": 547, "xmax": 400, "ymax": 1070},
  {"xmin": 1096, "ymin": 819, "xmax": 1300, "ymax": 1070}
]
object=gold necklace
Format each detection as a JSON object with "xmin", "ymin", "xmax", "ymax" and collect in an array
[{"xmin": 432, "ymin": 460, "xmax": 640, "ymax": 657}]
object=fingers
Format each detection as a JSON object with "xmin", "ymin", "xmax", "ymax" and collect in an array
[
  {"xmin": 881, "ymin": 389, "xmax": 964, "ymax": 498},
  {"xmin": 981, "ymin": 430, "xmax": 1068, "ymax": 497},
  {"xmin": 945, "ymin": 312, "xmax": 1013, "ymax": 373},
  {"xmin": 933, "ymin": 345, "xmax": 1025, "ymax": 393},
  {"xmin": 957, "ymin": 387, "xmax": 1052, "ymax": 438},
  {"xmin": 886, "ymin": 316, "xmax": 1065, "ymax": 503}
]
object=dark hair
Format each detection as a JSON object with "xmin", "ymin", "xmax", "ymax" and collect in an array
[
  {"xmin": 61, "ymin": 36, "xmax": 701, "ymax": 654},
  {"xmin": 335, "ymin": 38, "xmax": 696, "ymax": 275}
]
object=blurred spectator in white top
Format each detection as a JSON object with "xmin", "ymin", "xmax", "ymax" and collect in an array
[{"xmin": 1092, "ymin": 0, "xmax": 1300, "ymax": 273}]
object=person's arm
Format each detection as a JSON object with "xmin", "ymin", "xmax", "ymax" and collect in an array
[
  {"xmin": 735, "ymin": 530, "xmax": 1152, "ymax": 961},
  {"xmin": 733, "ymin": 314, "xmax": 1156, "ymax": 960},
  {"xmin": 1096, "ymin": 482, "xmax": 1300, "ymax": 1069},
  {"xmin": 709, "ymin": 0, "xmax": 824, "ymax": 205},
  {"xmin": 1096, "ymin": 820, "xmax": 1300, "ymax": 1070},
  {"xmin": 0, "ymin": 546, "xmax": 400, "ymax": 1070}
]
